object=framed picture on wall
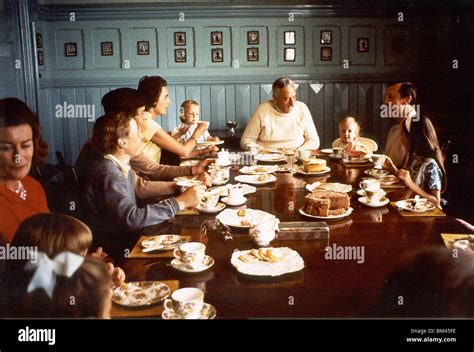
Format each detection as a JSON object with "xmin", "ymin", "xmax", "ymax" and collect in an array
[
  {"xmin": 247, "ymin": 47, "xmax": 259, "ymax": 61},
  {"xmin": 247, "ymin": 31, "xmax": 259, "ymax": 45},
  {"xmin": 174, "ymin": 32, "xmax": 186, "ymax": 46},
  {"xmin": 212, "ymin": 48, "xmax": 224, "ymax": 62},
  {"xmin": 64, "ymin": 42, "xmax": 77, "ymax": 57},
  {"xmin": 284, "ymin": 47, "xmax": 295, "ymax": 62},
  {"xmin": 357, "ymin": 38, "xmax": 369, "ymax": 52},
  {"xmin": 284, "ymin": 31, "xmax": 296, "ymax": 45},
  {"xmin": 38, "ymin": 50, "xmax": 44, "ymax": 65},
  {"xmin": 36, "ymin": 33, "xmax": 43, "ymax": 48},
  {"xmin": 101, "ymin": 42, "xmax": 113, "ymax": 56},
  {"xmin": 211, "ymin": 31, "xmax": 223, "ymax": 45},
  {"xmin": 320, "ymin": 47, "xmax": 332, "ymax": 61},
  {"xmin": 320, "ymin": 30, "xmax": 332, "ymax": 44},
  {"xmin": 137, "ymin": 41, "xmax": 150, "ymax": 55},
  {"xmin": 175, "ymin": 49, "xmax": 186, "ymax": 62}
]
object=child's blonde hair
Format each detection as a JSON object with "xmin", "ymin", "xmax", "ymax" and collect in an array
[
  {"xmin": 179, "ymin": 100, "xmax": 199, "ymax": 123},
  {"xmin": 339, "ymin": 116, "xmax": 361, "ymax": 137}
]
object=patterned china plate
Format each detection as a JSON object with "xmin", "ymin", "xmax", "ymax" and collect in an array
[
  {"xmin": 195, "ymin": 202, "xmax": 226, "ymax": 213},
  {"xmin": 162, "ymin": 303, "xmax": 216, "ymax": 320},
  {"xmin": 239, "ymin": 165, "xmax": 279, "ymax": 175},
  {"xmin": 234, "ymin": 174, "xmax": 277, "ymax": 185},
  {"xmin": 141, "ymin": 235, "xmax": 189, "ymax": 251},
  {"xmin": 170, "ymin": 255, "xmax": 215, "ymax": 273},
  {"xmin": 254, "ymin": 153, "xmax": 287, "ymax": 162},
  {"xmin": 395, "ymin": 199, "xmax": 436, "ymax": 213},
  {"xmin": 295, "ymin": 166, "xmax": 331, "ymax": 176},
  {"xmin": 299, "ymin": 207, "xmax": 353, "ymax": 220},
  {"xmin": 112, "ymin": 281, "xmax": 170, "ymax": 307}
]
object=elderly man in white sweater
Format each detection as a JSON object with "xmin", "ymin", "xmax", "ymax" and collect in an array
[{"xmin": 240, "ymin": 77, "xmax": 320, "ymax": 151}]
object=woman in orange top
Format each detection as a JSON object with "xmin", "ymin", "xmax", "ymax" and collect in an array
[{"xmin": 0, "ymin": 98, "xmax": 49, "ymax": 244}]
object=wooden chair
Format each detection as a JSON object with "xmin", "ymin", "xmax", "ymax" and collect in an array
[{"xmin": 332, "ymin": 137, "xmax": 378, "ymax": 152}]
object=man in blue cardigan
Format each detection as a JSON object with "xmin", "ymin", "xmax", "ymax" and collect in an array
[{"xmin": 83, "ymin": 112, "xmax": 204, "ymax": 262}]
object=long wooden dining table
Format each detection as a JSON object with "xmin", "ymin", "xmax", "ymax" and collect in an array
[{"xmin": 111, "ymin": 153, "xmax": 468, "ymax": 319}]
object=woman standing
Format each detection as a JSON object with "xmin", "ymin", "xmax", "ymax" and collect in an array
[{"xmin": 0, "ymin": 98, "xmax": 49, "ymax": 244}]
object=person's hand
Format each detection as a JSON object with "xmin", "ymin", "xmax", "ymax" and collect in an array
[
  {"xmin": 192, "ymin": 158, "xmax": 216, "ymax": 175},
  {"xmin": 397, "ymin": 169, "xmax": 413, "ymax": 186},
  {"xmin": 176, "ymin": 124, "xmax": 190, "ymax": 136},
  {"xmin": 201, "ymin": 145, "xmax": 218, "ymax": 157},
  {"xmin": 90, "ymin": 247, "xmax": 108, "ymax": 260},
  {"xmin": 383, "ymin": 156, "xmax": 397, "ymax": 173},
  {"xmin": 176, "ymin": 185, "xmax": 206, "ymax": 209},
  {"xmin": 196, "ymin": 172, "xmax": 213, "ymax": 187},
  {"xmin": 193, "ymin": 121, "xmax": 209, "ymax": 136},
  {"xmin": 106, "ymin": 263, "xmax": 126, "ymax": 286}
]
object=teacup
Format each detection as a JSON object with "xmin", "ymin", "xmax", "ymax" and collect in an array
[
  {"xmin": 177, "ymin": 179, "xmax": 203, "ymax": 193},
  {"xmin": 365, "ymin": 186, "xmax": 382, "ymax": 203},
  {"xmin": 333, "ymin": 147, "xmax": 344, "ymax": 157},
  {"xmin": 371, "ymin": 154, "xmax": 386, "ymax": 169},
  {"xmin": 298, "ymin": 149, "xmax": 311, "ymax": 159},
  {"xmin": 249, "ymin": 218, "xmax": 280, "ymax": 246},
  {"xmin": 359, "ymin": 179, "xmax": 380, "ymax": 192},
  {"xmin": 164, "ymin": 288, "xmax": 204, "ymax": 319},
  {"xmin": 200, "ymin": 193, "xmax": 219, "ymax": 209},
  {"xmin": 228, "ymin": 186, "xmax": 245, "ymax": 204},
  {"xmin": 217, "ymin": 150, "xmax": 230, "ymax": 165},
  {"xmin": 173, "ymin": 242, "xmax": 206, "ymax": 267}
]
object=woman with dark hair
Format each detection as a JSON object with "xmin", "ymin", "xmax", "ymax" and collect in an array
[
  {"xmin": 0, "ymin": 98, "xmax": 49, "ymax": 244},
  {"xmin": 385, "ymin": 113, "xmax": 446, "ymax": 207}
]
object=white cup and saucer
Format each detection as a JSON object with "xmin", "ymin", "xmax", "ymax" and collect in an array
[
  {"xmin": 171, "ymin": 242, "xmax": 215, "ymax": 272},
  {"xmin": 162, "ymin": 287, "xmax": 216, "ymax": 319},
  {"xmin": 358, "ymin": 186, "xmax": 389, "ymax": 207},
  {"xmin": 217, "ymin": 150, "xmax": 231, "ymax": 167},
  {"xmin": 221, "ymin": 186, "xmax": 246, "ymax": 206}
]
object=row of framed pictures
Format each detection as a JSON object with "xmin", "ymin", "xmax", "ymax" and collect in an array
[{"xmin": 63, "ymin": 41, "xmax": 151, "ymax": 57}]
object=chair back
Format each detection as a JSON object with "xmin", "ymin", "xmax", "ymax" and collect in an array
[{"xmin": 331, "ymin": 137, "xmax": 378, "ymax": 152}]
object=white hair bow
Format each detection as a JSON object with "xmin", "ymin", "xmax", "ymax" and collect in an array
[{"xmin": 24, "ymin": 251, "xmax": 84, "ymax": 299}]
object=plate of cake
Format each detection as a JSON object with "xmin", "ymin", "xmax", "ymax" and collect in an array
[
  {"xmin": 299, "ymin": 190, "xmax": 353, "ymax": 219},
  {"xmin": 295, "ymin": 158, "xmax": 330, "ymax": 175},
  {"xmin": 231, "ymin": 247, "xmax": 305, "ymax": 277},
  {"xmin": 306, "ymin": 182, "xmax": 352, "ymax": 193},
  {"xmin": 216, "ymin": 208, "xmax": 275, "ymax": 228},
  {"xmin": 235, "ymin": 174, "xmax": 277, "ymax": 185},
  {"xmin": 239, "ymin": 165, "xmax": 279, "ymax": 175}
]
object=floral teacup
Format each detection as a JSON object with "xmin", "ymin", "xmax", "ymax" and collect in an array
[{"xmin": 249, "ymin": 218, "xmax": 280, "ymax": 246}]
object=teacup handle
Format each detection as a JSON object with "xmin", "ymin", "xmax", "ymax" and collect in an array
[
  {"xmin": 173, "ymin": 249, "xmax": 182, "ymax": 259},
  {"xmin": 164, "ymin": 299, "xmax": 174, "ymax": 311},
  {"xmin": 359, "ymin": 182, "xmax": 366, "ymax": 190}
]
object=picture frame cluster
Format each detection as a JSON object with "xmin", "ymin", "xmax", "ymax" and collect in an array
[{"xmin": 247, "ymin": 30, "xmax": 259, "ymax": 62}]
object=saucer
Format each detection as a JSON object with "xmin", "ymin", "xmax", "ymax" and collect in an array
[
  {"xmin": 195, "ymin": 202, "xmax": 225, "ymax": 213},
  {"xmin": 358, "ymin": 196, "xmax": 389, "ymax": 207},
  {"xmin": 162, "ymin": 302, "xmax": 216, "ymax": 320},
  {"xmin": 212, "ymin": 177, "xmax": 229, "ymax": 186},
  {"xmin": 221, "ymin": 196, "xmax": 247, "ymax": 206},
  {"xmin": 170, "ymin": 255, "xmax": 215, "ymax": 273}
]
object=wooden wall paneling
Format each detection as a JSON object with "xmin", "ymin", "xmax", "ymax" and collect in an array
[
  {"xmin": 50, "ymin": 88, "xmax": 63, "ymax": 162},
  {"xmin": 225, "ymin": 84, "xmax": 236, "ymax": 130},
  {"xmin": 308, "ymin": 83, "xmax": 325, "ymax": 148},
  {"xmin": 210, "ymin": 85, "xmax": 226, "ymax": 130},
  {"xmin": 334, "ymin": 83, "xmax": 349, "ymax": 139},
  {"xmin": 200, "ymin": 85, "xmax": 211, "ymax": 128},
  {"xmin": 235, "ymin": 84, "xmax": 251, "ymax": 130}
]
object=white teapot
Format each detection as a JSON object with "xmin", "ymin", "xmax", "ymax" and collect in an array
[{"xmin": 249, "ymin": 218, "xmax": 280, "ymax": 246}]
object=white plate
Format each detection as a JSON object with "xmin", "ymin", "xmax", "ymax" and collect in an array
[
  {"xmin": 197, "ymin": 140, "xmax": 224, "ymax": 146},
  {"xmin": 162, "ymin": 303, "xmax": 216, "ymax": 320},
  {"xmin": 112, "ymin": 281, "xmax": 170, "ymax": 307},
  {"xmin": 231, "ymin": 247, "xmax": 304, "ymax": 277},
  {"xmin": 395, "ymin": 199, "xmax": 436, "ymax": 213},
  {"xmin": 221, "ymin": 196, "xmax": 247, "ymax": 206},
  {"xmin": 195, "ymin": 202, "xmax": 226, "ymax": 213},
  {"xmin": 299, "ymin": 207, "xmax": 353, "ymax": 220},
  {"xmin": 294, "ymin": 166, "xmax": 331, "ymax": 176},
  {"xmin": 306, "ymin": 182, "xmax": 352, "ymax": 193},
  {"xmin": 358, "ymin": 196, "xmax": 389, "ymax": 207},
  {"xmin": 378, "ymin": 175, "xmax": 399, "ymax": 186},
  {"xmin": 170, "ymin": 255, "xmax": 215, "ymax": 273},
  {"xmin": 239, "ymin": 165, "xmax": 279, "ymax": 175},
  {"xmin": 141, "ymin": 235, "xmax": 189, "ymax": 252},
  {"xmin": 254, "ymin": 153, "xmax": 287, "ymax": 162},
  {"xmin": 216, "ymin": 208, "xmax": 275, "ymax": 228},
  {"xmin": 320, "ymin": 148, "xmax": 333, "ymax": 154},
  {"xmin": 343, "ymin": 158, "xmax": 371, "ymax": 164},
  {"xmin": 364, "ymin": 169, "xmax": 389, "ymax": 177},
  {"xmin": 234, "ymin": 174, "xmax": 277, "ymax": 185},
  {"xmin": 207, "ymin": 184, "xmax": 256, "ymax": 197}
]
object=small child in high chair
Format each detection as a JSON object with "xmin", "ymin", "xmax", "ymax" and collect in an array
[
  {"xmin": 172, "ymin": 100, "xmax": 219, "ymax": 144},
  {"xmin": 334, "ymin": 116, "xmax": 371, "ymax": 157}
]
